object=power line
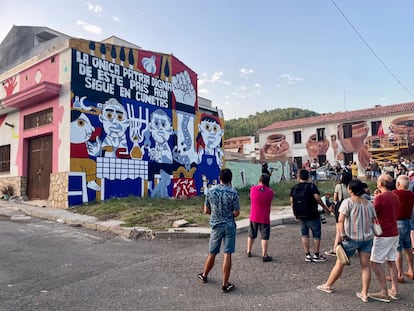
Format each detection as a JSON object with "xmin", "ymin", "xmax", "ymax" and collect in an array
[{"xmin": 331, "ymin": 0, "xmax": 414, "ymax": 97}]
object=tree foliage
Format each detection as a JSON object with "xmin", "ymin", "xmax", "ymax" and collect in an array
[{"xmin": 224, "ymin": 107, "xmax": 319, "ymax": 140}]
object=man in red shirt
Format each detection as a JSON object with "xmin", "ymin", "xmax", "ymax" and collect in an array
[
  {"xmin": 369, "ymin": 174, "xmax": 400, "ymax": 302},
  {"xmin": 392, "ymin": 175, "xmax": 414, "ymax": 282},
  {"xmin": 246, "ymin": 174, "xmax": 274, "ymax": 262}
]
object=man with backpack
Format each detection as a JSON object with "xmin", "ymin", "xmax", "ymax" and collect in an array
[{"xmin": 290, "ymin": 169, "xmax": 331, "ymax": 262}]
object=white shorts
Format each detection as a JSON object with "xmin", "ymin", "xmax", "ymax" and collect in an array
[{"xmin": 370, "ymin": 236, "xmax": 399, "ymax": 263}]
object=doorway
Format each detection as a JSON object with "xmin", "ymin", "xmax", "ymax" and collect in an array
[{"xmin": 27, "ymin": 135, "xmax": 52, "ymax": 200}]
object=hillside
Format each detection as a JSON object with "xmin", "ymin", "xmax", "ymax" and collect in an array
[{"xmin": 224, "ymin": 107, "xmax": 319, "ymax": 140}]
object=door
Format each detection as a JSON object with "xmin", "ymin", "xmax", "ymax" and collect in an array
[{"xmin": 27, "ymin": 135, "xmax": 52, "ymax": 200}]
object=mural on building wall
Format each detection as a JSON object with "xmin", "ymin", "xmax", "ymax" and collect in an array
[
  {"xmin": 68, "ymin": 40, "xmax": 223, "ymax": 206},
  {"xmin": 259, "ymin": 133, "xmax": 292, "ymax": 181},
  {"xmin": 259, "ymin": 115, "xmax": 414, "ymax": 178}
]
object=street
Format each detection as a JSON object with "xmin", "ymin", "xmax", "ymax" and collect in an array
[{"xmin": 1, "ymin": 213, "xmax": 414, "ymax": 311}]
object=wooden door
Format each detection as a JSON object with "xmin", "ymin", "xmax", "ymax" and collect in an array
[{"xmin": 27, "ymin": 135, "xmax": 52, "ymax": 200}]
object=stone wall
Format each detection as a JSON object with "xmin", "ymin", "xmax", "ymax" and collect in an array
[
  {"xmin": 48, "ymin": 172, "xmax": 69, "ymax": 209},
  {"xmin": 0, "ymin": 176, "xmax": 21, "ymax": 198}
]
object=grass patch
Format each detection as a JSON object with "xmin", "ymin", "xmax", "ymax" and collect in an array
[{"xmin": 72, "ymin": 179, "xmax": 377, "ymax": 230}]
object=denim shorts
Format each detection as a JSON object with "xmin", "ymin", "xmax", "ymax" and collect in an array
[
  {"xmin": 300, "ymin": 217, "xmax": 321, "ymax": 240},
  {"xmin": 342, "ymin": 238, "xmax": 373, "ymax": 257},
  {"xmin": 411, "ymin": 212, "xmax": 414, "ymax": 230},
  {"xmin": 397, "ymin": 219, "xmax": 412, "ymax": 251},
  {"xmin": 209, "ymin": 223, "xmax": 236, "ymax": 254}
]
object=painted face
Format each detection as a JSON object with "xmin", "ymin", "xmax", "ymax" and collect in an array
[
  {"xmin": 100, "ymin": 103, "xmax": 129, "ymax": 138},
  {"xmin": 71, "ymin": 112, "xmax": 95, "ymax": 143},
  {"xmin": 199, "ymin": 119, "xmax": 223, "ymax": 149},
  {"xmin": 150, "ymin": 112, "xmax": 172, "ymax": 144}
]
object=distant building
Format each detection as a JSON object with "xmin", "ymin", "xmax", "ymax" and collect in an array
[
  {"xmin": 223, "ymin": 136, "xmax": 256, "ymax": 159},
  {"xmin": 258, "ymin": 102, "xmax": 414, "ymax": 177},
  {"xmin": 0, "ymin": 26, "xmax": 223, "ymax": 208}
]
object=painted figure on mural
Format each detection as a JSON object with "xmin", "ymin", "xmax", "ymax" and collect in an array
[
  {"xmin": 173, "ymin": 112, "xmax": 197, "ymax": 170},
  {"xmin": 87, "ymin": 98, "xmax": 130, "ymax": 158},
  {"xmin": 196, "ymin": 114, "xmax": 224, "ymax": 167},
  {"xmin": 194, "ymin": 114, "xmax": 224, "ymax": 191},
  {"xmin": 147, "ymin": 109, "xmax": 174, "ymax": 164},
  {"xmin": 70, "ymin": 96, "xmax": 101, "ymax": 192},
  {"xmin": 151, "ymin": 169, "xmax": 171, "ymax": 198}
]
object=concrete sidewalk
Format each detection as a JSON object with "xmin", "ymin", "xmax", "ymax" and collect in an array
[{"xmin": 0, "ymin": 198, "xmax": 295, "ymax": 239}]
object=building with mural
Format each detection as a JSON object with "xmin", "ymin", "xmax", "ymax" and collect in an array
[
  {"xmin": 257, "ymin": 102, "xmax": 414, "ymax": 178},
  {"xmin": 0, "ymin": 26, "xmax": 224, "ymax": 208}
]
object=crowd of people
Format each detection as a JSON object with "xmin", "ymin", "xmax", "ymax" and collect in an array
[{"xmin": 197, "ymin": 164, "xmax": 414, "ymax": 303}]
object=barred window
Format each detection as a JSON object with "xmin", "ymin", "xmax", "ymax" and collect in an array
[
  {"xmin": 24, "ymin": 108, "xmax": 53, "ymax": 130},
  {"xmin": 0, "ymin": 145, "xmax": 10, "ymax": 172}
]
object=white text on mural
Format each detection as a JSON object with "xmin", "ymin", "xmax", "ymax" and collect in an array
[{"xmin": 75, "ymin": 50, "xmax": 170, "ymax": 108}]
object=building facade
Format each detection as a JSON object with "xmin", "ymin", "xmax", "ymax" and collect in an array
[
  {"xmin": 0, "ymin": 26, "xmax": 223, "ymax": 208},
  {"xmin": 258, "ymin": 103, "xmax": 414, "ymax": 178}
]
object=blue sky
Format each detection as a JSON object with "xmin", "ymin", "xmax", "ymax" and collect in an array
[{"xmin": 1, "ymin": 0, "xmax": 414, "ymax": 120}]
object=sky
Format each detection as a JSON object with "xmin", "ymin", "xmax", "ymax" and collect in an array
[{"xmin": 1, "ymin": 0, "xmax": 414, "ymax": 120}]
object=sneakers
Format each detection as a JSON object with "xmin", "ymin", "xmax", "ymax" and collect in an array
[
  {"xmin": 368, "ymin": 292, "xmax": 390, "ymax": 303},
  {"xmin": 197, "ymin": 273, "xmax": 207, "ymax": 283},
  {"xmin": 305, "ymin": 254, "xmax": 313, "ymax": 262},
  {"xmin": 312, "ymin": 254, "xmax": 327, "ymax": 263},
  {"xmin": 247, "ymin": 252, "xmax": 252, "ymax": 257},
  {"xmin": 262, "ymin": 255, "xmax": 272, "ymax": 262},
  {"xmin": 221, "ymin": 283, "xmax": 235, "ymax": 293},
  {"xmin": 324, "ymin": 250, "xmax": 336, "ymax": 257}
]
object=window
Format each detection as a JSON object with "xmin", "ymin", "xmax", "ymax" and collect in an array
[
  {"xmin": 0, "ymin": 145, "xmax": 10, "ymax": 172},
  {"xmin": 371, "ymin": 121, "xmax": 382, "ymax": 136},
  {"xmin": 24, "ymin": 108, "xmax": 53, "ymax": 130},
  {"xmin": 343, "ymin": 124, "xmax": 353, "ymax": 138},
  {"xmin": 293, "ymin": 131, "xmax": 302, "ymax": 144},
  {"xmin": 344, "ymin": 152, "xmax": 353, "ymax": 165},
  {"xmin": 316, "ymin": 128, "xmax": 325, "ymax": 141},
  {"xmin": 294, "ymin": 157, "xmax": 302, "ymax": 170},
  {"xmin": 318, "ymin": 155, "xmax": 326, "ymax": 166}
]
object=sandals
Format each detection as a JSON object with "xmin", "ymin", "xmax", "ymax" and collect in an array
[
  {"xmin": 317, "ymin": 284, "xmax": 333, "ymax": 293},
  {"xmin": 356, "ymin": 292, "xmax": 368, "ymax": 303}
]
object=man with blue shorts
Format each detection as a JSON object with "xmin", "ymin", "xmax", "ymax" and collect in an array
[
  {"xmin": 197, "ymin": 168, "xmax": 240, "ymax": 293},
  {"xmin": 392, "ymin": 175, "xmax": 414, "ymax": 282},
  {"xmin": 290, "ymin": 169, "xmax": 330, "ymax": 262}
]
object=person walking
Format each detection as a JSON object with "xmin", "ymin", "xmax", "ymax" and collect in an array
[
  {"xmin": 317, "ymin": 179, "xmax": 376, "ymax": 302},
  {"xmin": 246, "ymin": 174, "xmax": 274, "ymax": 262},
  {"xmin": 392, "ymin": 175, "xmax": 414, "ymax": 282},
  {"xmin": 369, "ymin": 174, "xmax": 399, "ymax": 302},
  {"xmin": 351, "ymin": 161, "xmax": 358, "ymax": 179},
  {"xmin": 325, "ymin": 171, "xmax": 352, "ymax": 257},
  {"xmin": 290, "ymin": 169, "xmax": 331, "ymax": 263},
  {"xmin": 197, "ymin": 168, "xmax": 240, "ymax": 293}
]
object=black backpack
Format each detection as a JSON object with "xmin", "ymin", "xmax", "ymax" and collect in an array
[{"xmin": 291, "ymin": 183, "xmax": 318, "ymax": 218}]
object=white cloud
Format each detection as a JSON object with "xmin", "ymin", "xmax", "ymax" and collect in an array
[
  {"xmin": 76, "ymin": 20, "xmax": 103, "ymax": 34},
  {"xmin": 279, "ymin": 73, "xmax": 304, "ymax": 85},
  {"xmin": 240, "ymin": 68, "xmax": 254, "ymax": 78},
  {"xmin": 199, "ymin": 72, "xmax": 231, "ymax": 86},
  {"xmin": 254, "ymin": 83, "xmax": 261, "ymax": 88},
  {"xmin": 379, "ymin": 97, "xmax": 387, "ymax": 101},
  {"xmin": 113, "ymin": 16, "xmax": 120, "ymax": 22},
  {"xmin": 86, "ymin": 2, "xmax": 103, "ymax": 13}
]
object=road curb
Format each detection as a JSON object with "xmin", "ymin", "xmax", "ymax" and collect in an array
[{"xmin": 0, "ymin": 200, "xmax": 295, "ymax": 240}]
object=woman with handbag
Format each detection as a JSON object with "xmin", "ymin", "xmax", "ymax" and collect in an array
[{"xmin": 317, "ymin": 179, "xmax": 376, "ymax": 303}]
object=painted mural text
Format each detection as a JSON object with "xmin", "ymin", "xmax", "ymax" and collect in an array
[{"xmin": 75, "ymin": 50, "xmax": 170, "ymax": 108}]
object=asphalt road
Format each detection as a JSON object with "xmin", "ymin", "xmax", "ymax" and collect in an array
[{"xmin": 1, "ymin": 212, "xmax": 414, "ymax": 311}]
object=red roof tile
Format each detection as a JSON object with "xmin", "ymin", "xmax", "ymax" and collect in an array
[{"xmin": 259, "ymin": 102, "xmax": 414, "ymax": 133}]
